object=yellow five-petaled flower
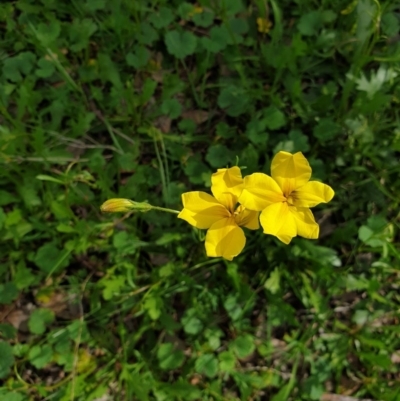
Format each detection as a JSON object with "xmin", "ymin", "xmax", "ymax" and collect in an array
[
  {"xmin": 239, "ymin": 151, "xmax": 334, "ymax": 244},
  {"xmin": 178, "ymin": 167, "xmax": 259, "ymax": 260}
]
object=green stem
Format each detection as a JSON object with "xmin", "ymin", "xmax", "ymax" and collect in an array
[
  {"xmin": 181, "ymin": 59, "xmax": 202, "ymax": 107},
  {"xmin": 150, "ymin": 205, "xmax": 180, "ymax": 214}
]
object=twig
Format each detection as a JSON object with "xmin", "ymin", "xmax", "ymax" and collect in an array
[
  {"xmin": 321, "ymin": 394, "xmax": 379, "ymax": 401},
  {"xmin": 70, "ymin": 273, "xmax": 93, "ymax": 401}
]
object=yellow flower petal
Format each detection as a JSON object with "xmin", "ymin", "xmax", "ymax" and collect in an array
[
  {"xmin": 293, "ymin": 181, "xmax": 335, "ymax": 208},
  {"xmin": 211, "ymin": 166, "xmax": 243, "ymax": 211},
  {"xmin": 259, "ymin": 202, "xmax": 297, "ymax": 241},
  {"xmin": 234, "ymin": 206, "xmax": 260, "ymax": 230},
  {"xmin": 277, "ymin": 235, "xmax": 293, "ymax": 244},
  {"xmin": 256, "ymin": 17, "xmax": 272, "ymax": 33},
  {"xmin": 178, "ymin": 191, "xmax": 229, "ymax": 229},
  {"xmin": 291, "ymin": 207, "xmax": 319, "ymax": 239},
  {"xmin": 239, "ymin": 173, "xmax": 285, "ymax": 211},
  {"xmin": 205, "ymin": 217, "xmax": 246, "ymax": 260},
  {"xmin": 271, "ymin": 151, "xmax": 311, "ymax": 195}
]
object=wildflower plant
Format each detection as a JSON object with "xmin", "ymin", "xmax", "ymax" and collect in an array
[{"xmin": 101, "ymin": 151, "xmax": 334, "ymax": 260}]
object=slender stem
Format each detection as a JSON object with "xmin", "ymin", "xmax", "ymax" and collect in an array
[
  {"xmin": 150, "ymin": 205, "xmax": 180, "ymax": 214},
  {"xmin": 181, "ymin": 59, "xmax": 202, "ymax": 107}
]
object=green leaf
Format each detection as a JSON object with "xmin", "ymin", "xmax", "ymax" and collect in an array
[
  {"xmin": 181, "ymin": 310, "xmax": 203, "ymax": 335},
  {"xmin": 149, "ymin": 6, "xmax": 174, "ymax": 29},
  {"xmin": 139, "ymin": 78, "xmax": 158, "ymax": 105},
  {"xmin": 264, "ymin": 267, "xmax": 281, "ymax": 294},
  {"xmin": 193, "ymin": 10, "xmax": 214, "ymax": 27},
  {"xmin": 349, "ymin": 66, "xmax": 397, "ymax": 99},
  {"xmin": 263, "ymin": 106, "xmax": 286, "ymax": 130},
  {"xmin": 0, "ymin": 190, "xmax": 18, "ymax": 206},
  {"xmin": 161, "ymin": 98, "xmax": 182, "ymax": 119},
  {"xmin": 35, "ymin": 58, "xmax": 55, "ymax": 78},
  {"xmin": 313, "ymin": 118, "xmax": 340, "ymax": 143},
  {"xmin": 321, "ymin": 10, "xmax": 337, "ymax": 23},
  {"xmin": 352, "ymin": 309, "xmax": 369, "ymax": 325},
  {"xmin": 84, "ymin": 0, "xmax": 106, "ymax": 11},
  {"xmin": 34, "ymin": 242, "xmax": 70, "ymax": 274},
  {"xmin": 358, "ymin": 216, "xmax": 390, "ymax": 247},
  {"xmin": 18, "ymin": 180, "xmax": 41, "ymax": 208},
  {"xmin": 216, "ymin": 122, "xmax": 235, "ymax": 139},
  {"xmin": 218, "ymin": 350, "xmax": 236, "ymax": 372},
  {"xmin": 28, "ymin": 308, "xmax": 55, "ymax": 335},
  {"xmin": 297, "ymin": 11, "xmax": 322, "ymax": 36},
  {"xmin": 231, "ymin": 334, "xmax": 255, "ymax": 359},
  {"xmin": 137, "ymin": 22, "xmax": 159, "ymax": 45},
  {"xmin": 222, "ymin": 0, "xmax": 245, "ymax": 15},
  {"xmin": 0, "ymin": 208, "xmax": 5, "ymax": 230},
  {"xmin": 126, "ymin": 46, "xmax": 150, "ymax": 69},
  {"xmin": 143, "ymin": 295, "xmax": 162, "ymax": 320},
  {"xmin": 0, "ymin": 341, "xmax": 14, "ymax": 379},
  {"xmin": 245, "ymin": 118, "xmax": 269, "ymax": 146},
  {"xmin": 356, "ymin": 0, "xmax": 377, "ymax": 46},
  {"xmin": 240, "ymin": 144, "xmax": 258, "ymax": 173},
  {"xmin": 5, "ymin": 209, "xmax": 22, "ymax": 226},
  {"xmin": 303, "ymin": 376, "xmax": 324, "ymax": 400},
  {"xmin": 205, "ymin": 144, "xmax": 233, "ymax": 168},
  {"xmin": 97, "ymin": 53, "xmax": 122, "ymax": 87},
  {"xmin": 1, "ymin": 392, "xmax": 25, "ymax": 401},
  {"xmin": 183, "ymin": 155, "xmax": 211, "ymax": 184},
  {"xmin": 157, "ymin": 343, "xmax": 185, "ymax": 370},
  {"xmin": 28, "ymin": 344, "xmax": 53, "ymax": 369},
  {"xmin": 69, "ymin": 18, "xmax": 97, "ymax": 52},
  {"xmin": 36, "ymin": 174, "xmax": 65, "ymax": 185},
  {"xmin": 158, "ymin": 381, "xmax": 201, "ymax": 400},
  {"xmin": 359, "ymin": 352, "xmax": 392, "ymax": 370},
  {"xmin": 36, "ymin": 20, "xmax": 61, "ymax": 46},
  {"xmin": 165, "ymin": 30, "xmax": 197, "ymax": 59},
  {"xmin": 2, "ymin": 52, "xmax": 37, "ymax": 82},
  {"xmin": 224, "ymin": 295, "xmax": 242, "ymax": 321},
  {"xmin": 195, "ymin": 354, "xmax": 218, "ymax": 378},
  {"xmin": 274, "ymin": 129, "xmax": 310, "ymax": 153},
  {"xmin": 381, "ymin": 12, "xmax": 400, "ymax": 36},
  {"xmin": 218, "ymin": 85, "xmax": 250, "ymax": 116},
  {"xmin": 228, "ymin": 18, "xmax": 248, "ymax": 36},
  {"xmin": 200, "ymin": 26, "xmax": 229, "ymax": 53},
  {"xmin": 101, "ymin": 276, "xmax": 126, "ymax": 300},
  {"xmin": 0, "ymin": 323, "xmax": 17, "ymax": 340},
  {"xmin": 0, "ymin": 283, "xmax": 18, "ymax": 305},
  {"xmin": 181, "ymin": 309, "xmax": 203, "ymax": 335}
]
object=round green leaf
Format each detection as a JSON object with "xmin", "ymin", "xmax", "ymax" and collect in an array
[
  {"xmin": 231, "ymin": 334, "xmax": 255, "ymax": 359},
  {"xmin": 165, "ymin": 30, "xmax": 197, "ymax": 59},
  {"xmin": 157, "ymin": 343, "xmax": 185, "ymax": 370},
  {"xmin": 195, "ymin": 354, "xmax": 218, "ymax": 378}
]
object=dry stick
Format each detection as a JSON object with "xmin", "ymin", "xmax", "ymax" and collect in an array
[
  {"xmin": 69, "ymin": 273, "xmax": 93, "ymax": 401},
  {"xmin": 321, "ymin": 394, "xmax": 379, "ymax": 401}
]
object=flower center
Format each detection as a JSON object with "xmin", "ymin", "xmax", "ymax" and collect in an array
[
  {"xmin": 233, "ymin": 204, "xmax": 244, "ymax": 216},
  {"xmin": 286, "ymin": 193, "xmax": 296, "ymax": 206},
  {"xmin": 232, "ymin": 204, "xmax": 245, "ymax": 224}
]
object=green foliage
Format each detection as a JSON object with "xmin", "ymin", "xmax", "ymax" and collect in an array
[
  {"xmin": 1, "ymin": 0, "xmax": 400, "ymax": 399},
  {"xmin": 0, "ymin": 341, "xmax": 14, "ymax": 379},
  {"xmin": 165, "ymin": 30, "xmax": 197, "ymax": 59}
]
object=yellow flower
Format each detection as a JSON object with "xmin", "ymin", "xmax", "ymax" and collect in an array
[
  {"xmin": 239, "ymin": 151, "xmax": 334, "ymax": 244},
  {"xmin": 256, "ymin": 17, "xmax": 272, "ymax": 33},
  {"xmin": 178, "ymin": 167, "xmax": 259, "ymax": 260}
]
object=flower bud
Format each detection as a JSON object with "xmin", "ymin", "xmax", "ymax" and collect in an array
[{"xmin": 100, "ymin": 198, "xmax": 135, "ymax": 213}]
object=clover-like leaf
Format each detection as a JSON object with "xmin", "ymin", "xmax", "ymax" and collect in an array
[{"xmin": 165, "ymin": 30, "xmax": 197, "ymax": 59}]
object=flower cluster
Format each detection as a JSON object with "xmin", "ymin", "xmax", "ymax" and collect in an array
[{"xmin": 178, "ymin": 151, "xmax": 334, "ymax": 260}]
